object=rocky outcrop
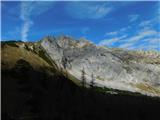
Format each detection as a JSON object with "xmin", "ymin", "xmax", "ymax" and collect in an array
[{"xmin": 40, "ymin": 36, "xmax": 160, "ymax": 97}]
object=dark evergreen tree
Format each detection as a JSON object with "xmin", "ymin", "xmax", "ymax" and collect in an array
[
  {"xmin": 90, "ymin": 73, "xmax": 95, "ymax": 88},
  {"xmin": 81, "ymin": 67, "xmax": 86, "ymax": 88},
  {"xmin": 13, "ymin": 59, "xmax": 47, "ymax": 119}
]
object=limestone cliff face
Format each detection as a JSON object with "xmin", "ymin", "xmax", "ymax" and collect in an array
[{"xmin": 40, "ymin": 36, "xmax": 160, "ymax": 97}]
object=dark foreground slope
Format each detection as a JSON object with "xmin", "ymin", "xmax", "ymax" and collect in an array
[{"xmin": 1, "ymin": 42, "xmax": 160, "ymax": 120}]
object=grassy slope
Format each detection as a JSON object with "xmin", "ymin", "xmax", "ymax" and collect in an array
[
  {"xmin": 111, "ymin": 48, "xmax": 160, "ymax": 64},
  {"xmin": 2, "ymin": 43, "xmax": 51, "ymax": 70}
]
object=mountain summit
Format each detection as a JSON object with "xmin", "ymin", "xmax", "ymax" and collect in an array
[
  {"xmin": 39, "ymin": 35, "xmax": 160, "ymax": 97},
  {"xmin": 2, "ymin": 35, "xmax": 160, "ymax": 97}
]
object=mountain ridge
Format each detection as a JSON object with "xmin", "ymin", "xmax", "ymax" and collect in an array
[
  {"xmin": 2, "ymin": 35, "xmax": 160, "ymax": 97},
  {"xmin": 39, "ymin": 35, "xmax": 160, "ymax": 97},
  {"xmin": 2, "ymin": 36, "xmax": 160, "ymax": 119}
]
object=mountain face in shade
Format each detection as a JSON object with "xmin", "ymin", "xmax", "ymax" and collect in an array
[{"xmin": 40, "ymin": 35, "xmax": 160, "ymax": 97}]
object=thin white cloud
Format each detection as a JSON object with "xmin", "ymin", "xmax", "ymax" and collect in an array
[
  {"xmin": 100, "ymin": 5, "xmax": 159, "ymax": 51},
  {"xmin": 128, "ymin": 14, "xmax": 139, "ymax": 22},
  {"xmin": 66, "ymin": 2, "xmax": 113, "ymax": 19},
  {"xmin": 139, "ymin": 16, "xmax": 159, "ymax": 28},
  {"xmin": 126, "ymin": 43, "xmax": 159, "ymax": 51},
  {"xmin": 118, "ymin": 42, "xmax": 135, "ymax": 49},
  {"xmin": 129, "ymin": 29, "xmax": 157, "ymax": 43},
  {"xmin": 105, "ymin": 31, "xmax": 118, "ymax": 36},
  {"xmin": 21, "ymin": 21, "xmax": 33, "ymax": 41},
  {"xmin": 105, "ymin": 26, "xmax": 131, "ymax": 37},
  {"xmin": 101, "ymin": 18, "xmax": 159, "ymax": 51},
  {"xmin": 139, "ymin": 20, "xmax": 152, "ymax": 27},
  {"xmin": 147, "ymin": 38, "xmax": 160, "ymax": 44},
  {"xmin": 20, "ymin": 1, "xmax": 54, "ymax": 41},
  {"xmin": 99, "ymin": 35, "xmax": 127, "ymax": 46},
  {"xmin": 20, "ymin": 2, "xmax": 33, "ymax": 41},
  {"xmin": 120, "ymin": 26, "xmax": 131, "ymax": 32},
  {"xmin": 118, "ymin": 29, "xmax": 159, "ymax": 50}
]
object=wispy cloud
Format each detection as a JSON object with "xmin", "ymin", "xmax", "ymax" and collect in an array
[
  {"xmin": 99, "ymin": 35, "xmax": 127, "ymax": 46},
  {"xmin": 105, "ymin": 26, "xmax": 131, "ymax": 37},
  {"xmin": 128, "ymin": 14, "xmax": 139, "ymax": 22},
  {"xmin": 21, "ymin": 21, "xmax": 33, "ymax": 41},
  {"xmin": 20, "ymin": 1, "xmax": 54, "ymax": 41},
  {"xmin": 20, "ymin": 2, "xmax": 33, "ymax": 41},
  {"xmin": 121, "ymin": 41, "xmax": 159, "ymax": 51},
  {"xmin": 139, "ymin": 20, "xmax": 152, "ymax": 27},
  {"xmin": 128, "ymin": 29, "xmax": 157, "ymax": 43},
  {"xmin": 120, "ymin": 26, "xmax": 131, "ymax": 32},
  {"xmin": 100, "ymin": 18, "xmax": 159, "ymax": 51},
  {"xmin": 139, "ymin": 16, "xmax": 159, "ymax": 28},
  {"xmin": 118, "ymin": 29, "xmax": 159, "ymax": 50},
  {"xmin": 66, "ymin": 2, "xmax": 113, "ymax": 19},
  {"xmin": 105, "ymin": 31, "xmax": 118, "ymax": 36}
]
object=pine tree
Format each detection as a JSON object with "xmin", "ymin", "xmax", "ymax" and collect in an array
[
  {"xmin": 90, "ymin": 73, "xmax": 95, "ymax": 88},
  {"xmin": 81, "ymin": 68, "xmax": 86, "ymax": 88}
]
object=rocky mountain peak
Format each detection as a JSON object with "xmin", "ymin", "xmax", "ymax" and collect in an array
[
  {"xmin": 41, "ymin": 35, "xmax": 94, "ymax": 49},
  {"xmin": 40, "ymin": 35, "xmax": 160, "ymax": 97}
]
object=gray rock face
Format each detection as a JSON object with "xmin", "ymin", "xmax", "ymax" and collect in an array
[{"xmin": 40, "ymin": 36, "xmax": 160, "ymax": 97}]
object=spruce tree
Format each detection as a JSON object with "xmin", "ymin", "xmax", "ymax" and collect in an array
[
  {"xmin": 90, "ymin": 73, "xmax": 95, "ymax": 88},
  {"xmin": 81, "ymin": 68, "xmax": 86, "ymax": 88}
]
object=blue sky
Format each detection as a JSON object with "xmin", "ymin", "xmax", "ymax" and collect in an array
[{"xmin": 1, "ymin": 1, "xmax": 160, "ymax": 51}]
